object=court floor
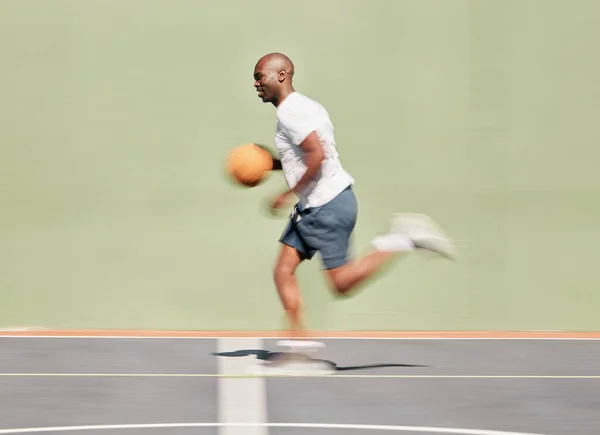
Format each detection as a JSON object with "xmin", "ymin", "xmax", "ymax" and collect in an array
[{"xmin": 0, "ymin": 331, "xmax": 599, "ymax": 435}]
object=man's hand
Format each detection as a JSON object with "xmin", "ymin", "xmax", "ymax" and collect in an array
[{"xmin": 270, "ymin": 190, "xmax": 294, "ymax": 213}]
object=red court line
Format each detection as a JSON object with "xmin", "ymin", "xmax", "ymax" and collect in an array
[{"xmin": 0, "ymin": 329, "xmax": 600, "ymax": 338}]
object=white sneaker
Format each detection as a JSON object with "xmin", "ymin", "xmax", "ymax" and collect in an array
[{"xmin": 391, "ymin": 213, "xmax": 456, "ymax": 260}]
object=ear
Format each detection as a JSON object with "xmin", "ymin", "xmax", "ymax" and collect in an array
[{"xmin": 277, "ymin": 69, "xmax": 286, "ymax": 83}]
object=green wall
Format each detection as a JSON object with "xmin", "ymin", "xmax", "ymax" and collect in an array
[{"xmin": 1, "ymin": 0, "xmax": 599, "ymax": 331}]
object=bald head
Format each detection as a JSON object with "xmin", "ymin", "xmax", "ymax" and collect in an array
[
  {"xmin": 253, "ymin": 52, "xmax": 295, "ymax": 106},
  {"xmin": 256, "ymin": 52, "xmax": 295, "ymax": 77}
]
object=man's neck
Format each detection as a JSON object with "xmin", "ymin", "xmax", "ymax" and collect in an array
[{"xmin": 274, "ymin": 87, "xmax": 295, "ymax": 107}]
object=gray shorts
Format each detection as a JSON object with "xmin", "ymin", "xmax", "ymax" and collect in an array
[{"xmin": 279, "ymin": 185, "xmax": 357, "ymax": 270}]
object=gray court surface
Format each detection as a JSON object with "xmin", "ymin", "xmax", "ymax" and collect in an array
[{"xmin": 0, "ymin": 336, "xmax": 599, "ymax": 435}]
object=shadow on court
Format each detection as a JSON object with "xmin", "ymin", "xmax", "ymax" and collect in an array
[{"xmin": 212, "ymin": 349, "xmax": 428, "ymax": 371}]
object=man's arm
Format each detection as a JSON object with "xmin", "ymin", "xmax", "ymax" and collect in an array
[
  {"xmin": 288, "ymin": 131, "xmax": 324, "ymax": 195},
  {"xmin": 268, "ymin": 131, "xmax": 324, "ymax": 212},
  {"xmin": 255, "ymin": 144, "xmax": 282, "ymax": 170}
]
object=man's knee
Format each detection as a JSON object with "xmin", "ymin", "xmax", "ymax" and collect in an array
[
  {"xmin": 273, "ymin": 261, "xmax": 295, "ymax": 285},
  {"xmin": 324, "ymin": 263, "xmax": 353, "ymax": 297},
  {"xmin": 330, "ymin": 281, "xmax": 350, "ymax": 297},
  {"xmin": 319, "ymin": 242, "xmax": 351, "ymax": 295},
  {"xmin": 273, "ymin": 245, "xmax": 302, "ymax": 285}
]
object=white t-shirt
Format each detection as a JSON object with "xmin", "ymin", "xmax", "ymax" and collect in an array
[{"xmin": 274, "ymin": 91, "xmax": 354, "ymax": 209}]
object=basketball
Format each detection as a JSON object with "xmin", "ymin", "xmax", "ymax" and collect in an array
[{"xmin": 225, "ymin": 143, "xmax": 273, "ymax": 187}]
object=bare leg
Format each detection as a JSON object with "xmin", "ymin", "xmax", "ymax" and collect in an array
[
  {"xmin": 325, "ymin": 248, "xmax": 408, "ymax": 297},
  {"xmin": 273, "ymin": 244, "xmax": 305, "ymax": 338},
  {"xmin": 325, "ymin": 213, "xmax": 456, "ymax": 298}
]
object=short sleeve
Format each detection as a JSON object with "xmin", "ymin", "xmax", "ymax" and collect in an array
[{"xmin": 278, "ymin": 106, "xmax": 319, "ymax": 145}]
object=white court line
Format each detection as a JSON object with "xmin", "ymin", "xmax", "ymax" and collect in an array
[
  {"xmin": 0, "ymin": 373, "xmax": 598, "ymax": 379},
  {"xmin": 217, "ymin": 338, "xmax": 268, "ymax": 435},
  {"xmin": 1, "ymin": 336, "xmax": 600, "ymax": 340},
  {"xmin": 0, "ymin": 422, "xmax": 551, "ymax": 435}
]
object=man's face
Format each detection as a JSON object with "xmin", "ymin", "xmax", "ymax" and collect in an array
[{"xmin": 253, "ymin": 61, "xmax": 280, "ymax": 104}]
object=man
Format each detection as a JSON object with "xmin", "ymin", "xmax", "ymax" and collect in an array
[{"xmin": 253, "ymin": 52, "xmax": 455, "ymax": 341}]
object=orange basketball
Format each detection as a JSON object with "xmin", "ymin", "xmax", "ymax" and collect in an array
[{"xmin": 225, "ymin": 143, "xmax": 273, "ymax": 187}]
